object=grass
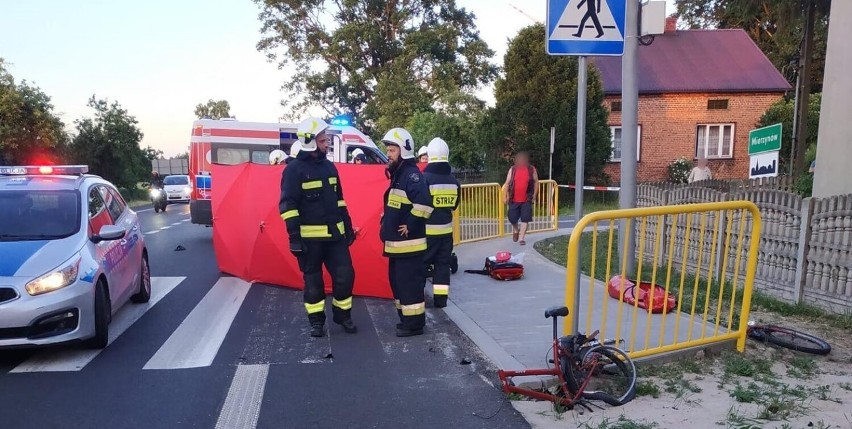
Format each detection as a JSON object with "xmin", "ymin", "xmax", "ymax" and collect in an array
[
  {"xmin": 577, "ymin": 415, "xmax": 658, "ymax": 429},
  {"xmin": 786, "ymin": 356, "xmax": 818, "ymax": 379},
  {"xmin": 534, "ymin": 232, "xmax": 852, "ymax": 331},
  {"xmin": 635, "ymin": 380, "xmax": 661, "ymax": 398},
  {"xmin": 559, "ymin": 199, "xmax": 620, "ymax": 217}
]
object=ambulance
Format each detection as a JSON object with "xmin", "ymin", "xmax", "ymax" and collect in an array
[{"xmin": 188, "ymin": 118, "xmax": 387, "ymax": 226}]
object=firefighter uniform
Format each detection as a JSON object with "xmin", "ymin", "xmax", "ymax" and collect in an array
[
  {"xmin": 422, "ymin": 138, "xmax": 460, "ymax": 308},
  {"xmin": 381, "ymin": 128, "xmax": 434, "ymax": 336},
  {"xmin": 280, "ymin": 118, "xmax": 357, "ymax": 337}
]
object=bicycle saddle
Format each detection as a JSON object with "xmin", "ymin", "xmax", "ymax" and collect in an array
[{"xmin": 544, "ymin": 306, "xmax": 569, "ymax": 318}]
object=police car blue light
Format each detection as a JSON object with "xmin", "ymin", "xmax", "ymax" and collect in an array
[{"xmin": 0, "ymin": 166, "xmax": 150, "ymax": 349}]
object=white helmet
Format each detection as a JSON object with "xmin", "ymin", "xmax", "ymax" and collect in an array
[
  {"xmin": 297, "ymin": 117, "xmax": 329, "ymax": 152},
  {"xmin": 382, "ymin": 127, "xmax": 415, "ymax": 159},
  {"xmin": 289, "ymin": 141, "xmax": 302, "ymax": 158},
  {"xmin": 427, "ymin": 138, "xmax": 449, "ymax": 163},
  {"xmin": 269, "ymin": 149, "xmax": 286, "ymax": 165},
  {"xmin": 351, "ymin": 148, "xmax": 364, "ymax": 158}
]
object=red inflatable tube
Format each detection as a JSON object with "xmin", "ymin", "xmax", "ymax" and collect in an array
[{"xmin": 607, "ymin": 276, "xmax": 677, "ymax": 314}]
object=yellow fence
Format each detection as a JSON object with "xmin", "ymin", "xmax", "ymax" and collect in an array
[
  {"xmin": 453, "ymin": 180, "xmax": 559, "ymax": 245},
  {"xmin": 564, "ymin": 201, "xmax": 762, "ymax": 359}
]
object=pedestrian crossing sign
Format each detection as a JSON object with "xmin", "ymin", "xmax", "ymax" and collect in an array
[{"xmin": 547, "ymin": 0, "xmax": 627, "ymax": 56}]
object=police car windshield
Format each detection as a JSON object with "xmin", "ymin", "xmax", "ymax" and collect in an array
[
  {"xmin": 163, "ymin": 176, "xmax": 189, "ymax": 186},
  {"xmin": 0, "ymin": 190, "xmax": 81, "ymax": 241}
]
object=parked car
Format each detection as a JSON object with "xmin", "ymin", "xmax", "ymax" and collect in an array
[
  {"xmin": 163, "ymin": 174, "xmax": 192, "ymax": 204},
  {"xmin": 0, "ymin": 165, "xmax": 150, "ymax": 349}
]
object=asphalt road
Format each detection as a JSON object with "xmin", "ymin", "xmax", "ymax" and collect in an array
[{"xmin": 0, "ymin": 203, "xmax": 529, "ymax": 429}]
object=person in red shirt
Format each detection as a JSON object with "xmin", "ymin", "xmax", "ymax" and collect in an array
[{"xmin": 502, "ymin": 151, "xmax": 538, "ymax": 245}]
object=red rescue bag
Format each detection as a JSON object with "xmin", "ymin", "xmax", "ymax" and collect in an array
[
  {"xmin": 465, "ymin": 252, "xmax": 524, "ymax": 281},
  {"xmin": 607, "ymin": 276, "xmax": 677, "ymax": 314}
]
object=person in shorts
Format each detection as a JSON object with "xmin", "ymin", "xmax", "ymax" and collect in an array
[{"xmin": 502, "ymin": 151, "xmax": 538, "ymax": 245}]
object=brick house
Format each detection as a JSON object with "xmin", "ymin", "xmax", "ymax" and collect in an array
[{"xmin": 593, "ymin": 18, "xmax": 792, "ymax": 182}]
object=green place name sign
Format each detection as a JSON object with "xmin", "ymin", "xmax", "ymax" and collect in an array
[{"xmin": 748, "ymin": 123, "xmax": 782, "ymax": 155}]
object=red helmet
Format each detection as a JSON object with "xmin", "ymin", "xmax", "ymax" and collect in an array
[{"xmin": 495, "ymin": 251, "xmax": 512, "ymax": 263}]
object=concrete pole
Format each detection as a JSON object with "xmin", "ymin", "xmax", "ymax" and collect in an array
[
  {"xmin": 549, "ymin": 127, "xmax": 555, "ymax": 180},
  {"xmin": 619, "ymin": 0, "xmax": 639, "ymax": 275},
  {"xmin": 573, "ymin": 56, "xmax": 588, "ymax": 332}
]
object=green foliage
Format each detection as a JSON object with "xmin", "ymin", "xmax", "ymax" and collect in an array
[
  {"xmin": 757, "ymin": 94, "xmax": 821, "ymax": 174},
  {"xmin": 674, "ymin": 0, "xmax": 830, "ymax": 90},
  {"xmin": 482, "ymin": 24, "xmax": 611, "ymax": 185},
  {"xmin": 254, "ymin": 0, "xmax": 497, "ymax": 134},
  {"xmin": 667, "ymin": 156, "xmax": 693, "ymax": 184},
  {"xmin": 0, "ymin": 58, "xmax": 69, "ymax": 165},
  {"xmin": 70, "ymin": 96, "xmax": 148, "ymax": 189},
  {"xmin": 143, "ymin": 146, "xmax": 163, "ymax": 161},
  {"xmin": 194, "ymin": 99, "xmax": 231, "ymax": 120},
  {"xmin": 406, "ymin": 91, "xmax": 485, "ymax": 170}
]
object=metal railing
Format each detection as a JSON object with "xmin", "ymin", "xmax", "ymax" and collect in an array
[
  {"xmin": 452, "ymin": 180, "xmax": 560, "ymax": 245},
  {"xmin": 563, "ymin": 201, "xmax": 762, "ymax": 359}
]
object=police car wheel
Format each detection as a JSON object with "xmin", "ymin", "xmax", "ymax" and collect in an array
[
  {"xmin": 131, "ymin": 254, "xmax": 151, "ymax": 304},
  {"xmin": 84, "ymin": 280, "xmax": 110, "ymax": 349}
]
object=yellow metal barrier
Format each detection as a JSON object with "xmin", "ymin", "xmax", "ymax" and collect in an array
[
  {"xmin": 527, "ymin": 180, "xmax": 559, "ymax": 234},
  {"xmin": 563, "ymin": 201, "xmax": 761, "ymax": 359},
  {"xmin": 453, "ymin": 183, "xmax": 503, "ymax": 245}
]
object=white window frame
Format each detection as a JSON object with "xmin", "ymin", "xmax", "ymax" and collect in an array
[
  {"xmin": 609, "ymin": 125, "xmax": 641, "ymax": 163},
  {"xmin": 695, "ymin": 123, "xmax": 735, "ymax": 159}
]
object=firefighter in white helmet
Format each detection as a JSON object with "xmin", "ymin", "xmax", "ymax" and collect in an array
[
  {"xmin": 285, "ymin": 141, "xmax": 301, "ymax": 165},
  {"xmin": 422, "ymin": 138, "xmax": 460, "ymax": 308},
  {"xmin": 269, "ymin": 150, "xmax": 287, "ymax": 165},
  {"xmin": 351, "ymin": 148, "xmax": 365, "ymax": 164},
  {"xmin": 381, "ymin": 127, "xmax": 433, "ymax": 337},
  {"xmin": 417, "ymin": 146, "xmax": 429, "ymax": 164},
  {"xmin": 279, "ymin": 117, "xmax": 358, "ymax": 337}
]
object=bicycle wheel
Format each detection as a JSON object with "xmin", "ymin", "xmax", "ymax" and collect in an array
[
  {"xmin": 748, "ymin": 325, "xmax": 831, "ymax": 355},
  {"xmin": 563, "ymin": 345, "xmax": 637, "ymax": 406}
]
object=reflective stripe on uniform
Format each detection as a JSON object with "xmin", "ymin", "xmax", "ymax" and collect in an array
[
  {"xmin": 329, "ymin": 177, "xmax": 338, "ymax": 185},
  {"xmin": 305, "ymin": 300, "xmax": 325, "ymax": 314},
  {"xmin": 300, "ymin": 221, "xmax": 345, "ymax": 238},
  {"xmin": 401, "ymin": 302, "xmax": 426, "ymax": 316},
  {"xmin": 433, "ymin": 284, "xmax": 449, "ymax": 296},
  {"xmin": 387, "ymin": 188, "xmax": 412, "ymax": 206},
  {"xmin": 384, "ymin": 238, "xmax": 427, "ymax": 254},
  {"xmin": 429, "ymin": 184, "xmax": 457, "ymax": 195},
  {"xmin": 337, "ymin": 200, "xmax": 347, "ymax": 208},
  {"xmin": 281, "ymin": 210, "xmax": 299, "ymax": 220},
  {"xmin": 426, "ymin": 223, "xmax": 453, "ymax": 236},
  {"xmin": 302, "ymin": 180, "xmax": 323, "ymax": 190},
  {"xmin": 429, "ymin": 156, "xmax": 449, "ymax": 162},
  {"xmin": 410, "ymin": 203, "xmax": 432, "ymax": 218},
  {"xmin": 333, "ymin": 297, "xmax": 352, "ymax": 310}
]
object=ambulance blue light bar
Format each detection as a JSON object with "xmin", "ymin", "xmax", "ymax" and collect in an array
[{"xmin": 0, "ymin": 165, "xmax": 89, "ymax": 176}]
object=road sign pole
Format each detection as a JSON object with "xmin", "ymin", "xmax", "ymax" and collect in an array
[
  {"xmin": 619, "ymin": 0, "xmax": 639, "ymax": 275},
  {"xmin": 572, "ymin": 56, "xmax": 588, "ymax": 333},
  {"xmin": 549, "ymin": 126, "xmax": 555, "ymax": 180}
]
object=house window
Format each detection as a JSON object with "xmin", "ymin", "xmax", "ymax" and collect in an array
[
  {"xmin": 610, "ymin": 125, "xmax": 641, "ymax": 162},
  {"xmin": 610, "ymin": 101, "xmax": 622, "ymax": 112},
  {"xmin": 696, "ymin": 124, "xmax": 734, "ymax": 159},
  {"xmin": 707, "ymin": 99, "xmax": 729, "ymax": 110}
]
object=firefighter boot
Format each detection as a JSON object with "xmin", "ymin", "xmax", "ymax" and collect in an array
[
  {"xmin": 433, "ymin": 295, "xmax": 448, "ymax": 308},
  {"xmin": 335, "ymin": 318, "xmax": 357, "ymax": 334},
  {"xmin": 309, "ymin": 313, "xmax": 326, "ymax": 338},
  {"xmin": 396, "ymin": 326, "xmax": 424, "ymax": 337}
]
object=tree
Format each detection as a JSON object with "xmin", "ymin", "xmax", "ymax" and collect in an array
[
  {"xmin": 480, "ymin": 24, "xmax": 611, "ymax": 185},
  {"xmin": 407, "ymin": 91, "xmax": 486, "ymax": 171},
  {"xmin": 70, "ymin": 96, "xmax": 148, "ymax": 189},
  {"xmin": 254, "ymin": 0, "xmax": 498, "ymax": 134},
  {"xmin": 757, "ymin": 93, "xmax": 821, "ymax": 175},
  {"xmin": 675, "ymin": 0, "xmax": 830, "ymax": 89},
  {"xmin": 175, "ymin": 151, "xmax": 189, "ymax": 159},
  {"xmin": 143, "ymin": 146, "xmax": 164, "ymax": 161},
  {"xmin": 0, "ymin": 58, "xmax": 69, "ymax": 165},
  {"xmin": 194, "ymin": 99, "xmax": 231, "ymax": 119}
]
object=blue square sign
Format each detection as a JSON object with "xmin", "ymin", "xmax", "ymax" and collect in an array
[{"xmin": 547, "ymin": 0, "xmax": 627, "ymax": 56}]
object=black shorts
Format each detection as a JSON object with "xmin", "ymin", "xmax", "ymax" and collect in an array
[{"xmin": 508, "ymin": 201, "xmax": 532, "ymax": 224}]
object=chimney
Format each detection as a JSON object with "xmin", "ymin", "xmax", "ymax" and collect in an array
[{"xmin": 665, "ymin": 16, "xmax": 677, "ymax": 33}]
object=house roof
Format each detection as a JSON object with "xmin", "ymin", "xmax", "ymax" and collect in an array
[{"xmin": 593, "ymin": 29, "xmax": 792, "ymax": 95}]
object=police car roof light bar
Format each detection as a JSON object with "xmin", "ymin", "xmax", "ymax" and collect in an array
[{"xmin": 0, "ymin": 165, "xmax": 90, "ymax": 176}]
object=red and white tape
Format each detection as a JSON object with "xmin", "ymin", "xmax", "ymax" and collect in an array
[{"xmin": 558, "ymin": 184, "xmax": 621, "ymax": 191}]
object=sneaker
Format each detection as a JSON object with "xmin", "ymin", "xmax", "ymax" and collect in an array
[
  {"xmin": 396, "ymin": 327, "xmax": 424, "ymax": 337},
  {"xmin": 338, "ymin": 319, "xmax": 358, "ymax": 334}
]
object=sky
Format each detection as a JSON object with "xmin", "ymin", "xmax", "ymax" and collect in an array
[{"xmin": 0, "ymin": 0, "xmax": 676, "ymax": 157}]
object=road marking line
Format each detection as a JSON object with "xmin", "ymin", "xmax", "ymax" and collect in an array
[
  {"xmin": 160, "ymin": 226, "xmax": 171, "ymax": 230},
  {"xmin": 171, "ymin": 222, "xmax": 182, "ymax": 226},
  {"xmin": 364, "ymin": 299, "xmax": 409, "ymax": 357},
  {"xmin": 214, "ymin": 364, "xmax": 269, "ymax": 429},
  {"xmin": 10, "ymin": 277, "xmax": 185, "ymax": 373},
  {"xmin": 145, "ymin": 230, "xmax": 160, "ymax": 235},
  {"xmin": 143, "ymin": 277, "xmax": 251, "ymax": 370}
]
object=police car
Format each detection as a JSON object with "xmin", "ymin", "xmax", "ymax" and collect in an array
[{"xmin": 0, "ymin": 166, "xmax": 150, "ymax": 349}]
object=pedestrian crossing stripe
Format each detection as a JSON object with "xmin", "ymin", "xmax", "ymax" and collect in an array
[{"xmin": 550, "ymin": 0, "xmax": 624, "ymax": 42}]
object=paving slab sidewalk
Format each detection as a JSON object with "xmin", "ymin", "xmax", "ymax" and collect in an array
[{"xmin": 440, "ymin": 228, "xmax": 727, "ymax": 372}]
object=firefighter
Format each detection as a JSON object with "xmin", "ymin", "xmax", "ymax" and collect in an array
[
  {"xmin": 280, "ymin": 117, "xmax": 358, "ymax": 338},
  {"xmin": 269, "ymin": 149, "xmax": 286, "ymax": 165},
  {"xmin": 285, "ymin": 141, "xmax": 301, "ymax": 165},
  {"xmin": 422, "ymin": 138, "xmax": 460, "ymax": 308},
  {"xmin": 417, "ymin": 146, "xmax": 429, "ymax": 163},
  {"xmin": 381, "ymin": 127, "xmax": 433, "ymax": 337}
]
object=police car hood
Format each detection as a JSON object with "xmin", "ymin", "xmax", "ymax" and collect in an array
[{"xmin": 0, "ymin": 237, "xmax": 83, "ymax": 278}]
